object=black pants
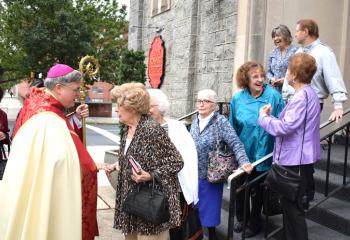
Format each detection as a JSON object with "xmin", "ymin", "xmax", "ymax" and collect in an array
[
  {"xmin": 281, "ymin": 165, "xmax": 311, "ymax": 240},
  {"xmin": 236, "ymin": 170, "xmax": 265, "ymax": 230},
  {"xmin": 305, "ymin": 164, "xmax": 315, "ymax": 201}
]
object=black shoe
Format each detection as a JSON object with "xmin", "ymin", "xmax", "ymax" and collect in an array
[
  {"xmin": 308, "ymin": 191, "xmax": 315, "ymax": 202},
  {"xmin": 244, "ymin": 226, "xmax": 261, "ymax": 238},
  {"xmin": 233, "ymin": 221, "xmax": 243, "ymax": 233},
  {"xmin": 301, "ymin": 195, "xmax": 309, "ymax": 210}
]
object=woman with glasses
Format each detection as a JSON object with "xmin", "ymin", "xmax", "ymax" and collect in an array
[
  {"xmin": 229, "ymin": 62, "xmax": 284, "ymax": 237},
  {"xmin": 267, "ymin": 24, "xmax": 298, "ymax": 93},
  {"xmin": 190, "ymin": 89, "xmax": 253, "ymax": 240}
]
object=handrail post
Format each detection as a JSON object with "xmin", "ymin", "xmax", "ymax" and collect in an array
[
  {"xmin": 227, "ymin": 178, "xmax": 238, "ymax": 240},
  {"xmin": 325, "ymin": 136, "xmax": 332, "ymax": 197},
  {"xmin": 242, "ymin": 181, "xmax": 250, "ymax": 240},
  {"xmin": 343, "ymin": 125, "xmax": 349, "ymax": 185}
]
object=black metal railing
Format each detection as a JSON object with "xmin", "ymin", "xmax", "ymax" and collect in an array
[{"xmin": 226, "ymin": 108, "xmax": 350, "ymax": 240}]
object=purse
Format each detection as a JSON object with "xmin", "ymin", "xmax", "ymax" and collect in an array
[
  {"xmin": 265, "ymin": 164, "xmax": 302, "ymax": 202},
  {"xmin": 264, "ymin": 90, "xmax": 308, "ymax": 202},
  {"xmin": 122, "ymin": 175, "xmax": 170, "ymax": 225},
  {"xmin": 262, "ymin": 183, "xmax": 282, "ymax": 216},
  {"xmin": 207, "ymin": 120, "xmax": 237, "ymax": 183}
]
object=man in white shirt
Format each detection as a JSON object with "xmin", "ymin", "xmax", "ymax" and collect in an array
[{"xmin": 283, "ymin": 19, "xmax": 347, "ymax": 123}]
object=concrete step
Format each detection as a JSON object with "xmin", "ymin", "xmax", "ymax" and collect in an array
[
  {"xmin": 307, "ymin": 192, "xmax": 350, "ymax": 236},
  {"xmin": 219, "ymin": 168, "xmax": 350, "ymax": 239},
  {"xmin": 315, "ymin": 144, "xmax": 350, "ymax": 176},
  {"xmin": 215, "ymin": 207, "xmax": 349, "ymax": 240},
  {"xmin": 314, "ymin": 168, "xmax": 350, "ymax": 202}
]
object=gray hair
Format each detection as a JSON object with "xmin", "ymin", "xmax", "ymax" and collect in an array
[
  {"xmin": 197, "ymin": 89, "xmax": 218, "ymax": 103},
  {"xmin": 271, "ymin": 24, "xmax": 293, "ymax": 44},
  {"xmin": 44, "ymin": 70, "xmax": 82, "ymax": 90},
  {"xmin": 147, "ymin": 89, "xmax": 170, "ymax": 115}
]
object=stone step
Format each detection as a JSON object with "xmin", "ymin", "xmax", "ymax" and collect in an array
[
  {"xmin": 306, "ymin": 192, "xmax": 350, "ymax": 236},
  {"xmin": 314, "ymin": 168, "xmax": 350, "ymax": 202},
  {"xmin": 215, "ymin": 207, "xmax": 350, "ymax": 240},
  {"xmin": 316, "ymin": 144, "xmax": 350, "ymax": 176}
]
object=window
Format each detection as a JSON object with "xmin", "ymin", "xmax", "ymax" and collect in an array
[
  {"xmin": 92, "ymin": 87, "xmax": 104, "ymax": 94},
  {"xmin": 151, "ymin": 0, "xmax": 170, "ymax": 16}
]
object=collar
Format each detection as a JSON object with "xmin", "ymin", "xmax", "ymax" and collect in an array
[
  {"xmin": 301, "ymin": 39, "xmax": 320, "ymax": 53},
  {"xmin": 198, "ymin": 111, "xmax": 214, "ymax": 122},
  {"xmin": 243, "ymin": 84, "xmax": 270, "ymax": 104}
]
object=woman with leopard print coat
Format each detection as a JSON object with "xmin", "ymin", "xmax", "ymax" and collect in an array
[{"xmin": 107, "ymin": 82, "xmax": 183, "ymax": 240}]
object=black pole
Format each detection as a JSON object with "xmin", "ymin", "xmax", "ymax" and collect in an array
[
  {"xmin": 227, "ymin": 179, "xmax": 237, "ymax": 240},
  {"xmin": 325, "ymin": 136, "xmax": 332, "ymax": 197},
  {"xmin": 343, "ymin": 125, "xmax": 349, "ymax": 185}
]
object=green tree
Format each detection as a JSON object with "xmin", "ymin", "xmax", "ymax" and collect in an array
[
  {"xmin": 0, "ymin": 0, "xmax": 128, "ymax": 85},
  {"xmin": 114, "ymin": 48, "xmax": 146, "ymax": 85}
]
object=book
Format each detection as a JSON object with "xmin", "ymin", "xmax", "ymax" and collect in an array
[{"xmin": 128, "ymin": 155, "xmax": 142, "ymax": 175}]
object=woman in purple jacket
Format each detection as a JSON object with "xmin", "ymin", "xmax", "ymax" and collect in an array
[{"xmin": 258, "ymin": 53, "xmax": 321, "ymax": 240}]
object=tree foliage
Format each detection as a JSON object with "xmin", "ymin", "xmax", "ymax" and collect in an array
[
  {"xmin": 114, "ymin": 48, "xmax": 146, "ymax": 85},
  {"xmin": 0, "ymin": 0, "xmax": 130, "ymax": 86}
]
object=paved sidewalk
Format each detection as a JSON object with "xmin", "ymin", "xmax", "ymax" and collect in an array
[{"xmin": 96, "ymin": 186, "xmax": 124, "ymax": 240}]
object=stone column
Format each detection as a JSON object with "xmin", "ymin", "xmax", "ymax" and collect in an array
[{"xmin": 128, "ymin": 0, "xmax": 144, "ymax": 50}]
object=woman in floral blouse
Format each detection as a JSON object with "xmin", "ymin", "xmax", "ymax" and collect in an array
[{"xmin": 267, "ymin": 24, "xmax": 298, "ymax": 93}]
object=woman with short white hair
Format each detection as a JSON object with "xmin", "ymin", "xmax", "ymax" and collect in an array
[
  {"xmin": 148, "ymin": 88, "xmax": 199, "ymax": 240},
  {"xmin": 190, "ymin": 89, "xmax": 253, "ymax": 240}
]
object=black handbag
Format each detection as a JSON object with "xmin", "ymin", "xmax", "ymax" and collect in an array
[
  {"xmin": 122, "ymin": 175, "xmax": 170, "ymax": 225},
  {"xmin": 265, "ymin": 164, "xmax": 302, "ymax": 201},
  {"xmin": 264, "ymin": 90, "xmax": 308, "ymax": 202},
  {"xmin": 262, "ymin": 183, "xmax": 282, "ymax": 216}
]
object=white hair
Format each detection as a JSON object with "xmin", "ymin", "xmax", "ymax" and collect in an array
[
  {"xmin": 147, "ymin": 89, "xmax": 170, "ymax": 115},
  {"xmin": 197, "ymin": 89, "xmax": 218, "ymax": 103}
]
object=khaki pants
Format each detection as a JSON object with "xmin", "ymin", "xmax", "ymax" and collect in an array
[{"xmin": 125, "ymin": 230, "xmax": 169, "ymax": 240}]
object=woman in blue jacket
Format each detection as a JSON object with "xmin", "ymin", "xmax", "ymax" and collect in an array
[
  {"xmin": 190, "ymin": 89, "xmax": 253, "ymax": 240},
  {"xmin": 229, "ymin": 62, "xmax": 284, "ymax": 237}
]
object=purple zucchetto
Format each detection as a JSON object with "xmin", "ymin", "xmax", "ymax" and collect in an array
[{"xmin": 46, "ymin": 64, "xmax": 74, "ymax": 78}]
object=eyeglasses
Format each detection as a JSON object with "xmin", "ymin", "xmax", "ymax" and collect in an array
[
  {"xmin": 196, "ymin": 99, "xmax": 213, "ymax": 104},
  {"xmin": 59, "ymin": 84, "xmax": 81, "ymax": 94}
]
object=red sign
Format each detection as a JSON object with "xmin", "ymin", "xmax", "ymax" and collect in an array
[{"xmin": 148, "ymin": 36, "xmax": 165, "ymax": 88}]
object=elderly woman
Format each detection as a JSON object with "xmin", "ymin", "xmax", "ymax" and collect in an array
[
  {"xmin": 267, "ymin": 24, "xmax": 298, "ymax": 93},
  {"xmin": 259, "ymin": 53, "xmax": 320, "ymax": 240},
  {"xmin": 229, "ymin": 62, "xmax": 284, "ymax": 237},
  {"xmin": 107, "ymin": 83, "xmax": 183, "ymax": 240},
  {"xmin": 190, "ymin": 89, "xmax": 253, "ymax": 240},
  {"xmin": 147, "ymin": 88, "xmax": 199, "ymax": 240}
]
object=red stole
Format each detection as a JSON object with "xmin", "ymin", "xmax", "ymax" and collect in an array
[{"xmin": 13, "ymin": 88, "xmax": 99, "ymax": 239}]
